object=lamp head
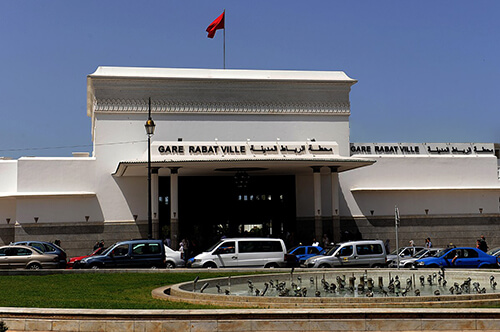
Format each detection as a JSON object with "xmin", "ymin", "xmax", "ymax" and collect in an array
[{"xmin": 145, "ymin": 118, "xmax": 156, "ymax": 136}]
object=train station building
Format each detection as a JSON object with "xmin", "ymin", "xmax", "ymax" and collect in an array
[{"xmin": 0, "ymin": 67, "xmax": 499, "ymax": 256}]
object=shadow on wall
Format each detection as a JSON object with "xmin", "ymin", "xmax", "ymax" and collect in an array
[
  {"xmin": 115, "ymin": 176, "xmax": 148, "ymax": 220},
  {"xmin": 339, "ymin": 189, "xmax": 362, "ymax": 241},
  {"xmin": 0, "ymin": 227, "xmax": 15, "ymax": 245}
]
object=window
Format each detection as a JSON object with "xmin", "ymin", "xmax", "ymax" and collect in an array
[
  {"xmin": 112, "ymin": 244, "xmax": 129, "ymax": 256},
  {"xmin": 31, "ymin": 243, "xmax": 45, "ymax": 252},
  {"xmin": 216, "ymin": 241, "xmax": 235, "ymax": 254},
  {"xmin": 293, "ymin": 247, "xmax": 306, "ymax": 255},
  {"xmin": 132, "ymin": 244, "xmax": 146, "ymax": 255},
  {"xmin": 464, "ymin": 249, "xmax": 478, "ymax": 258},
  {"xmin": 239, "ymin": 241, "xmax": 283, "ymax": 253},
  {"xmin": 16, "ymin": 248, "xmax": 32, "ymax": 256},
  {"xmin": 309, "ymin": 247, "xmax": 321, "ymax": 255},
  {"xmin": 356, "ymin": 244, "xmax": 384, "ymax": 255},
  {"xmin": 148, "ymin": 243, "xmax": 161, "ymax": 254},
  {"xmin": 339, "ymin": 246, "xmax": 353, "ymax": 257}
]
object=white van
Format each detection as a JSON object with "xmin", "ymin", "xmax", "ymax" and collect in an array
[
  {"xmin": 191, "ymin": 237, "xmax": 287, "ymax": 268},
  {"xmin": 304, "ymin": 240, "xmax": 387, "ymax": 268}
]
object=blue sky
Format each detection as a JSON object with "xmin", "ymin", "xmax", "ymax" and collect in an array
[{"xmin": 0, "ymin": 1, "xmax": 499, "ymax": 158}]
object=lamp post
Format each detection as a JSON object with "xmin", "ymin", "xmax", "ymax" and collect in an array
[{"xmin": 145, "ymin": 98, "xmax": 156, "ymax": 239}]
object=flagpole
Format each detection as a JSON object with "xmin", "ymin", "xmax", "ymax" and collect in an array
[{"xmin": 223, "ymin": 9, "xmax": 226, "ymax": 69}]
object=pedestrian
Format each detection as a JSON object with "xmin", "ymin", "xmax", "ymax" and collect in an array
[
  {"xmin": 179, "ymin": 241, "xmax": 185, "ymax": 260},
  {"xmin": 312, "ymin": 238, "xmax": 319, "ymax": 247},
  {"xmin": 164, "ymin": 237, "xmax": 171, "ymax": 249},
  {"xmin": 322, "ymin": 234, "xmax": 330, "ymax": 248},
  {"xmin": 54, "ymin": 239, "xmax": 61, "ymax": 247},
  {"xmin": 479, "ymin": 235, "xmax": 488, "ymax": 252},
  {"xmin": 384, "ymin": 239, "xmax": 390, "ymax": 253},
  {"xmin": 180, "ymin": 239, "xmax": 189, "ymax": 263},
  {"xmin": 425, "ymin": 238, "xmax": 432, "ymax": 248},
  {"xmin": 93, "ymin": 241, "xmax": 100, "ymax": 250},
  {"xmin": 99, "ymin": 240, "xmax": 104, "ymax": 248},
  {"xmin": 409, "ymin": 240, "xmax": 414, "ymax": 247}
]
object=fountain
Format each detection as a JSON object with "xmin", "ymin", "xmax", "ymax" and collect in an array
[{"xmin": 154, "ymin": 269, "xmax": 500, "ymax": 308}]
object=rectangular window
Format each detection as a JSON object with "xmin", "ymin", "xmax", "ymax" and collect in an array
[{"xmin": 239, "ymin": 241, "xmax": 282, "ymax": 253}]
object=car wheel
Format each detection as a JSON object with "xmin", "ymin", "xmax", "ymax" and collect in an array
[
  {"xmin": 165, "ymin": 262, "xmax": 176, "ymax": 269},
  {"xmin": 27, "ymin": 263, "xmax": 41, "ymax": 270},
  {"xmin": 318, "ymin": 263, "xmax": 329, "ymax": 268},
  {"xmin": 203, "ymin": 262, "xmax": 217, "ymax": 269},
  {"xmin": 404, "ymin": 263, "xmax": 412, "ymax": 268},
  {"xmin": 90, "ymin": 264, "xmax": 100, "ymax": 270},
  {"xmin": 264, "ymin": 263, "xmax": 279, "ymax": 268}
]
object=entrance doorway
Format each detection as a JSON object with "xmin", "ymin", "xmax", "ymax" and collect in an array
[{"xmin": 158, "ymin": 175, "xmax": 296, "ymax": 251}]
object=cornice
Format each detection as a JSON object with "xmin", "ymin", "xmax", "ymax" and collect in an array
[{"xmin": 93, "ymin": 98, "xmax": 350, "ymax": 115}]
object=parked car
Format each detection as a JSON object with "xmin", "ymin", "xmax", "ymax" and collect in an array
[
  {"xmin": 304, "ymin": 240, "xmax": 387, "ymax": 268},
  {"xmin": 285, "ymin": 245, "xmax": 322, "ymax": 266},
  {"xmin": 66, "ymin": 247, "xmax": 106, "ymax": 269},
  {"xmin": 164, "ymin": 245, "xmax": 185, "ymax": 268},
  {"xmin": 415, "ymin": 247, "xmax": 499, "ymax": 268},
  {"xmin": 0, "ymin": 245, "xmax": 60, "ymax": 269},
  {"xmin": 74, "ymin": 239, "xmax": 166, "ymax": 269},
  {"xmin": 386, "ymin": 246, "xmax": 425, "ymax": 267},
  {"xmin": 12, "ymin": 241, "xmax": 67, "ymax": 268},
  {"xmin": 389, "ymin": 248, "xmax": 444, "ymax": 268},
  {"xmin": 487, "ymin": 247, "xmax": 500, "ymax": 258},
  {"xmin": 191, "ymin": 237, "xmax": 287, "ymax": 268}
]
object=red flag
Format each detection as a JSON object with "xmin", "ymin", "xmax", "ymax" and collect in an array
[{"xmin": 206, "ymin": 11, "xmax": 225, "ymax": 38}]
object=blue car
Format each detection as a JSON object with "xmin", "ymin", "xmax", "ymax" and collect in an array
[
  {"xmin": 287, "ymin": 245, "xmax": 323, "ymax": 266},
  {"xmin": 415, "ymin": 247, "xmax": 499, "ymax": 269}
]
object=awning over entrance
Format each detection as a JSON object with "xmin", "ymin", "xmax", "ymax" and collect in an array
[{"xmin": 112, "ymin": 141, "xmax": 375, "ymax": 176}]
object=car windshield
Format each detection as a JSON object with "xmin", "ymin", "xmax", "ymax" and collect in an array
[
  {"xmin": 101, "ymin": 244, "xmax": 117, "ymax": 256},
  {"xmin": 30, "ymin": 247, "xmax": 44, "ymax": 255},
  {"xmin": 326, "ymin": 245, "xmax": 340, "ymax": 256},
  {"xmin": 206, "ymin": 240, "xmax": 224, "ymax": 253},
  {"xmin": 435, "ymin": 249, "xmax": 450, "ymax": 258},
  {"xmin": 389, "ymin": 247, "xmax": 407, "ymax": 255},
  {"xmin": 413, "ymin": 249, "xmax": 429, "ymax": 259}
]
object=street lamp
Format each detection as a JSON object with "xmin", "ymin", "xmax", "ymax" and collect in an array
[{"xmin": 145, "ymin": 98, "xmax": 156, "ymax": 239}]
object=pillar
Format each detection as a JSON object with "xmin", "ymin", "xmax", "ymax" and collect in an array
[
  {"xmin": 170, "ymin": 167, "xmax": 180, "ymax": 250},
  {"xmin": 311, "ymin": 166, "xmax": 323, "ymax": 240},
  {"xmin": 330, "ymin": 166, "xmax": 341, "ymax": 244},
  {"xmin": 152, "ymin": 168, "xmax": 159, "ymax": 239}
]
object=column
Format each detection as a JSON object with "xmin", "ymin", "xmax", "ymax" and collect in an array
[
  {"xmin": 311, "ymin": 166, "xmax": 323, "ymax": 240},
  {"xmin": 330, "ymin": 166, "xmax": 341, "ymax": 244},
  {"xmin": 152, "ymin": 168, "xmax": 159, "ymax": 239},
  {"xmin": 169, "ymin": 167, "xmax": 180, "ymax": 251}
]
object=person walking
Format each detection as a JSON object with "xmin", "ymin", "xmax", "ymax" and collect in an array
[
  {"xmin": 479, "ymin": 235, "xmax": 488, "ymax": 252},
  {"xmin": 425, "ymin": 238, "xmax": 432, "ymax": 248}
]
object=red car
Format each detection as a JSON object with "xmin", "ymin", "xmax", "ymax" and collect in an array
[{"xmin": 66, "ymin": 247, "xmax": 105, "ymax": 269}]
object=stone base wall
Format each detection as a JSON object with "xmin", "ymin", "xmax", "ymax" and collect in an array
[
  {"xmin": 341, "ymin": 214, "xmax": 500, "ymax": 249},
  {"xmin": 1, "ymin": 307, "xmax": 500, "ymax": 331}
]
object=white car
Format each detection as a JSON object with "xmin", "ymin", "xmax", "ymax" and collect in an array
[
  {"xmin": 386, "ymin": 246, "xmax": 425, "ymax": 266},
  {"xmin": 390, "ymin": 248, "xmax": 444, "ymax": 268},
  {"xmin": 164, "ymin": 245, "xmax": 185, "ymax": 268}
]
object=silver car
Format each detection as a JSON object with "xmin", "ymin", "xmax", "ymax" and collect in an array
[
  {"xmin": 390, "ymin": 248, "xmax": 444, "ymax": 268},
  {"xmin": 386, "ymin": 246, "xmax": 425, "ymax": 266},
  {"xmin": 0, "ymin": 245, "xmax": 59, "ymax": 269},
  {"xmin": 164, "ymin": 245, "xmax": 185, "ymax": 268}
]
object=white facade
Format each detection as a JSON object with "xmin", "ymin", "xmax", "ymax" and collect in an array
[{"xmin": 0, "ymin": 67, "xmax": 499, "ymax": 255}]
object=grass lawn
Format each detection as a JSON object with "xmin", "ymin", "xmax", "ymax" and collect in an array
[{"xmin": 0, "ymin": 272, "xmax": 262, "ymax": 309}]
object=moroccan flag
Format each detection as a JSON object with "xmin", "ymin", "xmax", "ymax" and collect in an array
[{"xmin": 206, "ymin": 11, "xmax": 225, "ymax": 38}]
